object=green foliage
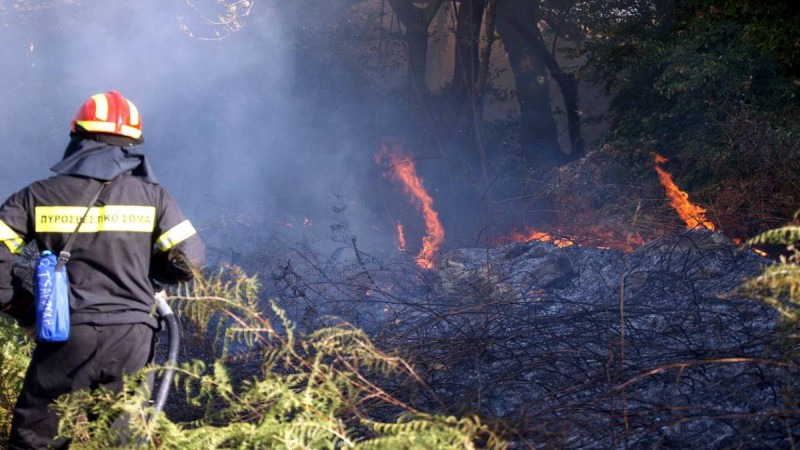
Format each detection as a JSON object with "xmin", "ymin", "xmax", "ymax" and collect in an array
[
  {"xmin": 48, "ymin": 267, "xmax": 506, "ymax": 449},
  {"xmin": 688, "ymin": 0, "xmax": 800, "ymax": 76},
  {"xmin": 0, "ymin": 317, "xmax": 32, "ymax": 445},
  {"xmin": 582, "ymin": 0, "xmax": 800, "ymax": 234},
  {"xmin": 742, "ymin": 225, "xmax": 800, "ymax": 322},
  {"xmin": 361, "ymin": 414, "xmax": 505, "ymax": 450}
]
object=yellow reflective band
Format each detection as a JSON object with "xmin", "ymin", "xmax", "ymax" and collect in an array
[
  {"xmin": 76, "ymin": 121, "xmax": 142, "ymax": 139},
  {"xmin": 35, "ymin": 206, "xmax": 156, "ymax": 233},
  {"xmin": 155, "ymin": 220, "xmax": 196, "ymax": 252},
  {"xmin": 92, "ymin": 93, "xmax": 109, "ymax": 121},
  {"xmin": 126, "ymin": 99, "xmax": 140, "ymax": 126},
  {"xmin": 119, "ymin": 124, "xmax": 142, "ymax": 139},
  {"xmin": 0, "ymin": 220, "xmax": 24, "ymax": 254},
  {"xmin": 75, "ymin": 120, "xmax": 116, "ymax": 133}
]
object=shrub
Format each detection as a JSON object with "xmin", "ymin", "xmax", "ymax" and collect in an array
[
  {"xmin": 46, "ymin": 267, "xmax": 505, "ymax": 449},
  {"xmin": 0, "ymin": 318, "xmax": 32, "ymax": 445}
]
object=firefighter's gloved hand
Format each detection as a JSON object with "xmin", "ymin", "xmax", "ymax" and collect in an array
[
  {"xmin": 1, "ymin": 298, "xmax": 35, "ymax": 340},
  {"xmin": 154, "ymin": 289, "xmax": 167, "ymax": 302},
  {"xmin": 19, "ymin": 324, "xmax": 34, "ymax": 341},
  {"xmin": 0, "ymin": 289, "xmax": 35, "ymax": 328},
  {"xmin": 0, "ymin": 302, "xmax": 14, "ymax": 321}
]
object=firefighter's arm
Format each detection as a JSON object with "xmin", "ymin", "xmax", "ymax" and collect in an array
[
  {"xmin": 0, "ymin": 276, "xmax": 34, "ymax": 326},
  {"xmin": 151, "ymin": 234, "xmax": 205, "ymax": 284},
  {"xmin": 151, "ymin": 188, "xmax": 206, "ymax": 284},
  {"xmin": 0, "ymin": 189, "xmax": 35, "ymax": 326}
]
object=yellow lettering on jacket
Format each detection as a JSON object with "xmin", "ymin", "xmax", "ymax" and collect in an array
[{"xmin": 35, "ymin": 206, "xmax": 156, "ymax": 233}]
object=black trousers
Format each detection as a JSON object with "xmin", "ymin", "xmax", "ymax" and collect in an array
[{"xmin": 9, "ymin": 323, "xmax": 154, "ymax": 449}]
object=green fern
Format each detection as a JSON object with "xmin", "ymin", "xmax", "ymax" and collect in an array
[
  {"xmin": 0, "ymin": 318, "xmax": 32, "ymax": 446},
  {"xmin": 361, "ymin": 414, "xmax": 506, "ymax": 450},
  {"xmin": 49, "ymin": 266, "xmax": 506, "ymax": 449},
  {"xmin": 746, "ymin": 225, "xmax": 800, "ymax": 247},
  {"xmin": 742, "ymin": 225, "xmax": 800, "ymax": 321}
]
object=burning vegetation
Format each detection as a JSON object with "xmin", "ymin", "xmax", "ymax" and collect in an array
[
  {"xmin": 652, "ymin": 152, "xmax": 716, "ymax": 231},
  {"xmin": 375, "ymin": 143, "xmax": 734, "ymax": 261},
  {"xmin": 267, "ymin": 197, "xmax": 794, "ymax": 449},
  {"xmin": 375, "ymin": 140, "xmax": 445, "ymax": 269}
]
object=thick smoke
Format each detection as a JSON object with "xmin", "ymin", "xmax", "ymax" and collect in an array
[{"xmin": 0, "ymin": 1, "xmax": 398, "ymax": 261}]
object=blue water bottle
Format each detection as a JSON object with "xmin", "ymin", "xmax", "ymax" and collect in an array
[{"xmin": 35, "ymin": 250, "xmax": 70, "ymax": 342}]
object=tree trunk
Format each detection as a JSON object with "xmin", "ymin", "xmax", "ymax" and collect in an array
[
  {"xmin": 496, "ymin": 0, "xmax": 564, "ymax": 169},
  {"xmin": 452, "ymin": 0, "xmax": 486, "ymax": 97},
  {"xmin": 405, "ymin": 20, "xmax": 430, "ymax": 101},
  {"xmin": 386, "ymin": 0, "xmax": 446, "ymax": 105},
  {"xmin": 441, "ymin": 0, "xmax": 489, "ymax": 156},
  {"xmin": 517, "ymin": 17, "xmax": 584, "ymax": 158},
  {"xmin": 475, "ymin": 0, "xmax": 498, "ymax": 98}
]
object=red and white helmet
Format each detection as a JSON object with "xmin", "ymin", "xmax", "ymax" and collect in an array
[{"xmin": 71, "ymin": 90, "xmax": 142, "ymax": 140}]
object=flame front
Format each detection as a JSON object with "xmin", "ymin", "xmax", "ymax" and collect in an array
[
  {"xmin": 376, "ymin": 142, "xmax": 445, "ymax": 269},
  {"xmin": 652, "ymin": 153, "xmax": 715, "ymax": 230}
]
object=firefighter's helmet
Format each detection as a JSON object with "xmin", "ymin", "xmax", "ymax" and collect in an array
[{"xmin": 71, "ymin": 91, "xmax": 142, "ymax": 140}]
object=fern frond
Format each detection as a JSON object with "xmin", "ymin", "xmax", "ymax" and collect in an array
[
  {"xmin": 739, "ymin": 262, "xmax": 800, "ymax": 321},
  {"xmin": 747, "ymin": 225, "xmax": 800, "ymax": 246}
]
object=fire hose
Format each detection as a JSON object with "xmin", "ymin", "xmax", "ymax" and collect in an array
[{"xmin": 152, "ymin": 290, "xmax": 180, "ymax": 416}]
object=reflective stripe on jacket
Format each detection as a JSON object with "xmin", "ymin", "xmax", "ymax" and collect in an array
[{"xmin": 0, "ymin": 173, "xmax": 205, "ymax": 328}]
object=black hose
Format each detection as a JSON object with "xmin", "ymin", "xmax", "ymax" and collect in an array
[{"xmin": 153, "ymin": 293, "xmax": 180, "ymax": 415}]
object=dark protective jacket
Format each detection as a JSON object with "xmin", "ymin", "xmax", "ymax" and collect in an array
[{"xmin": 0, "ymin": 138, "xmax": 205, "ymax": 328}]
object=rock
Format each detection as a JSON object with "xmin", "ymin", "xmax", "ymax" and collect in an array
[{"xmin": 435, "ymin": 243, "xmax": 575, "ymax": 302}]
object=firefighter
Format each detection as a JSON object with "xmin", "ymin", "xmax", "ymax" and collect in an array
[{"xmin": 0, "ymin": 90, "xmax": 205, "ymax": 449}]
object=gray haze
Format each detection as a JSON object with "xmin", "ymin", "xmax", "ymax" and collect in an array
[{"xmin": 0, "ymin": 1, "xmax": 398, "ymax": 259}]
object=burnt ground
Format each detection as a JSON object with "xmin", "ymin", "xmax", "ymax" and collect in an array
[
  {"xmin": 159, "ymin": 149, "xmax": 800, "ymax": 449},
  {"xmin": 257, "ymin": 228, "xmax": 797, "ymax": 449}
]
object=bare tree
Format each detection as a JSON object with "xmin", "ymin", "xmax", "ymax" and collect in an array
[
  {"xmin": 495, "ymin": 0, "xmax": 583, "ymax": 168},
  {"xmin": 385, "ymin": 0, "xmax": 447, "ymax": 104}
]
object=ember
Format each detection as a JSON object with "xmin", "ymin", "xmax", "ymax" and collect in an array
[
  {"xmin": 652, "ymin": 153, "xmax": 716, "ymax": 230},
  {"xmin": 375, "ymin": 141, "xmax": 445, "ymax": 269}
]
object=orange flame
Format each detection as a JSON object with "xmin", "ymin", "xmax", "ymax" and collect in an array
[
  {"xmin": 376, "ymin": 142, "xmax": 445, "ymax": 269},
  {"xmin": 503, "ymin": 226, "xmax": 644, "ymax": 252},
  {"xmin": 395, "ymin": 220, "xmax": 407, "ymax": 252},
  {"xmin": 652, "ymin": 153, "xmax": 715, "ymax": 230},
  {"xmin": 508, "ymin": 229, "xmax": 575, "ymax": 248}
]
